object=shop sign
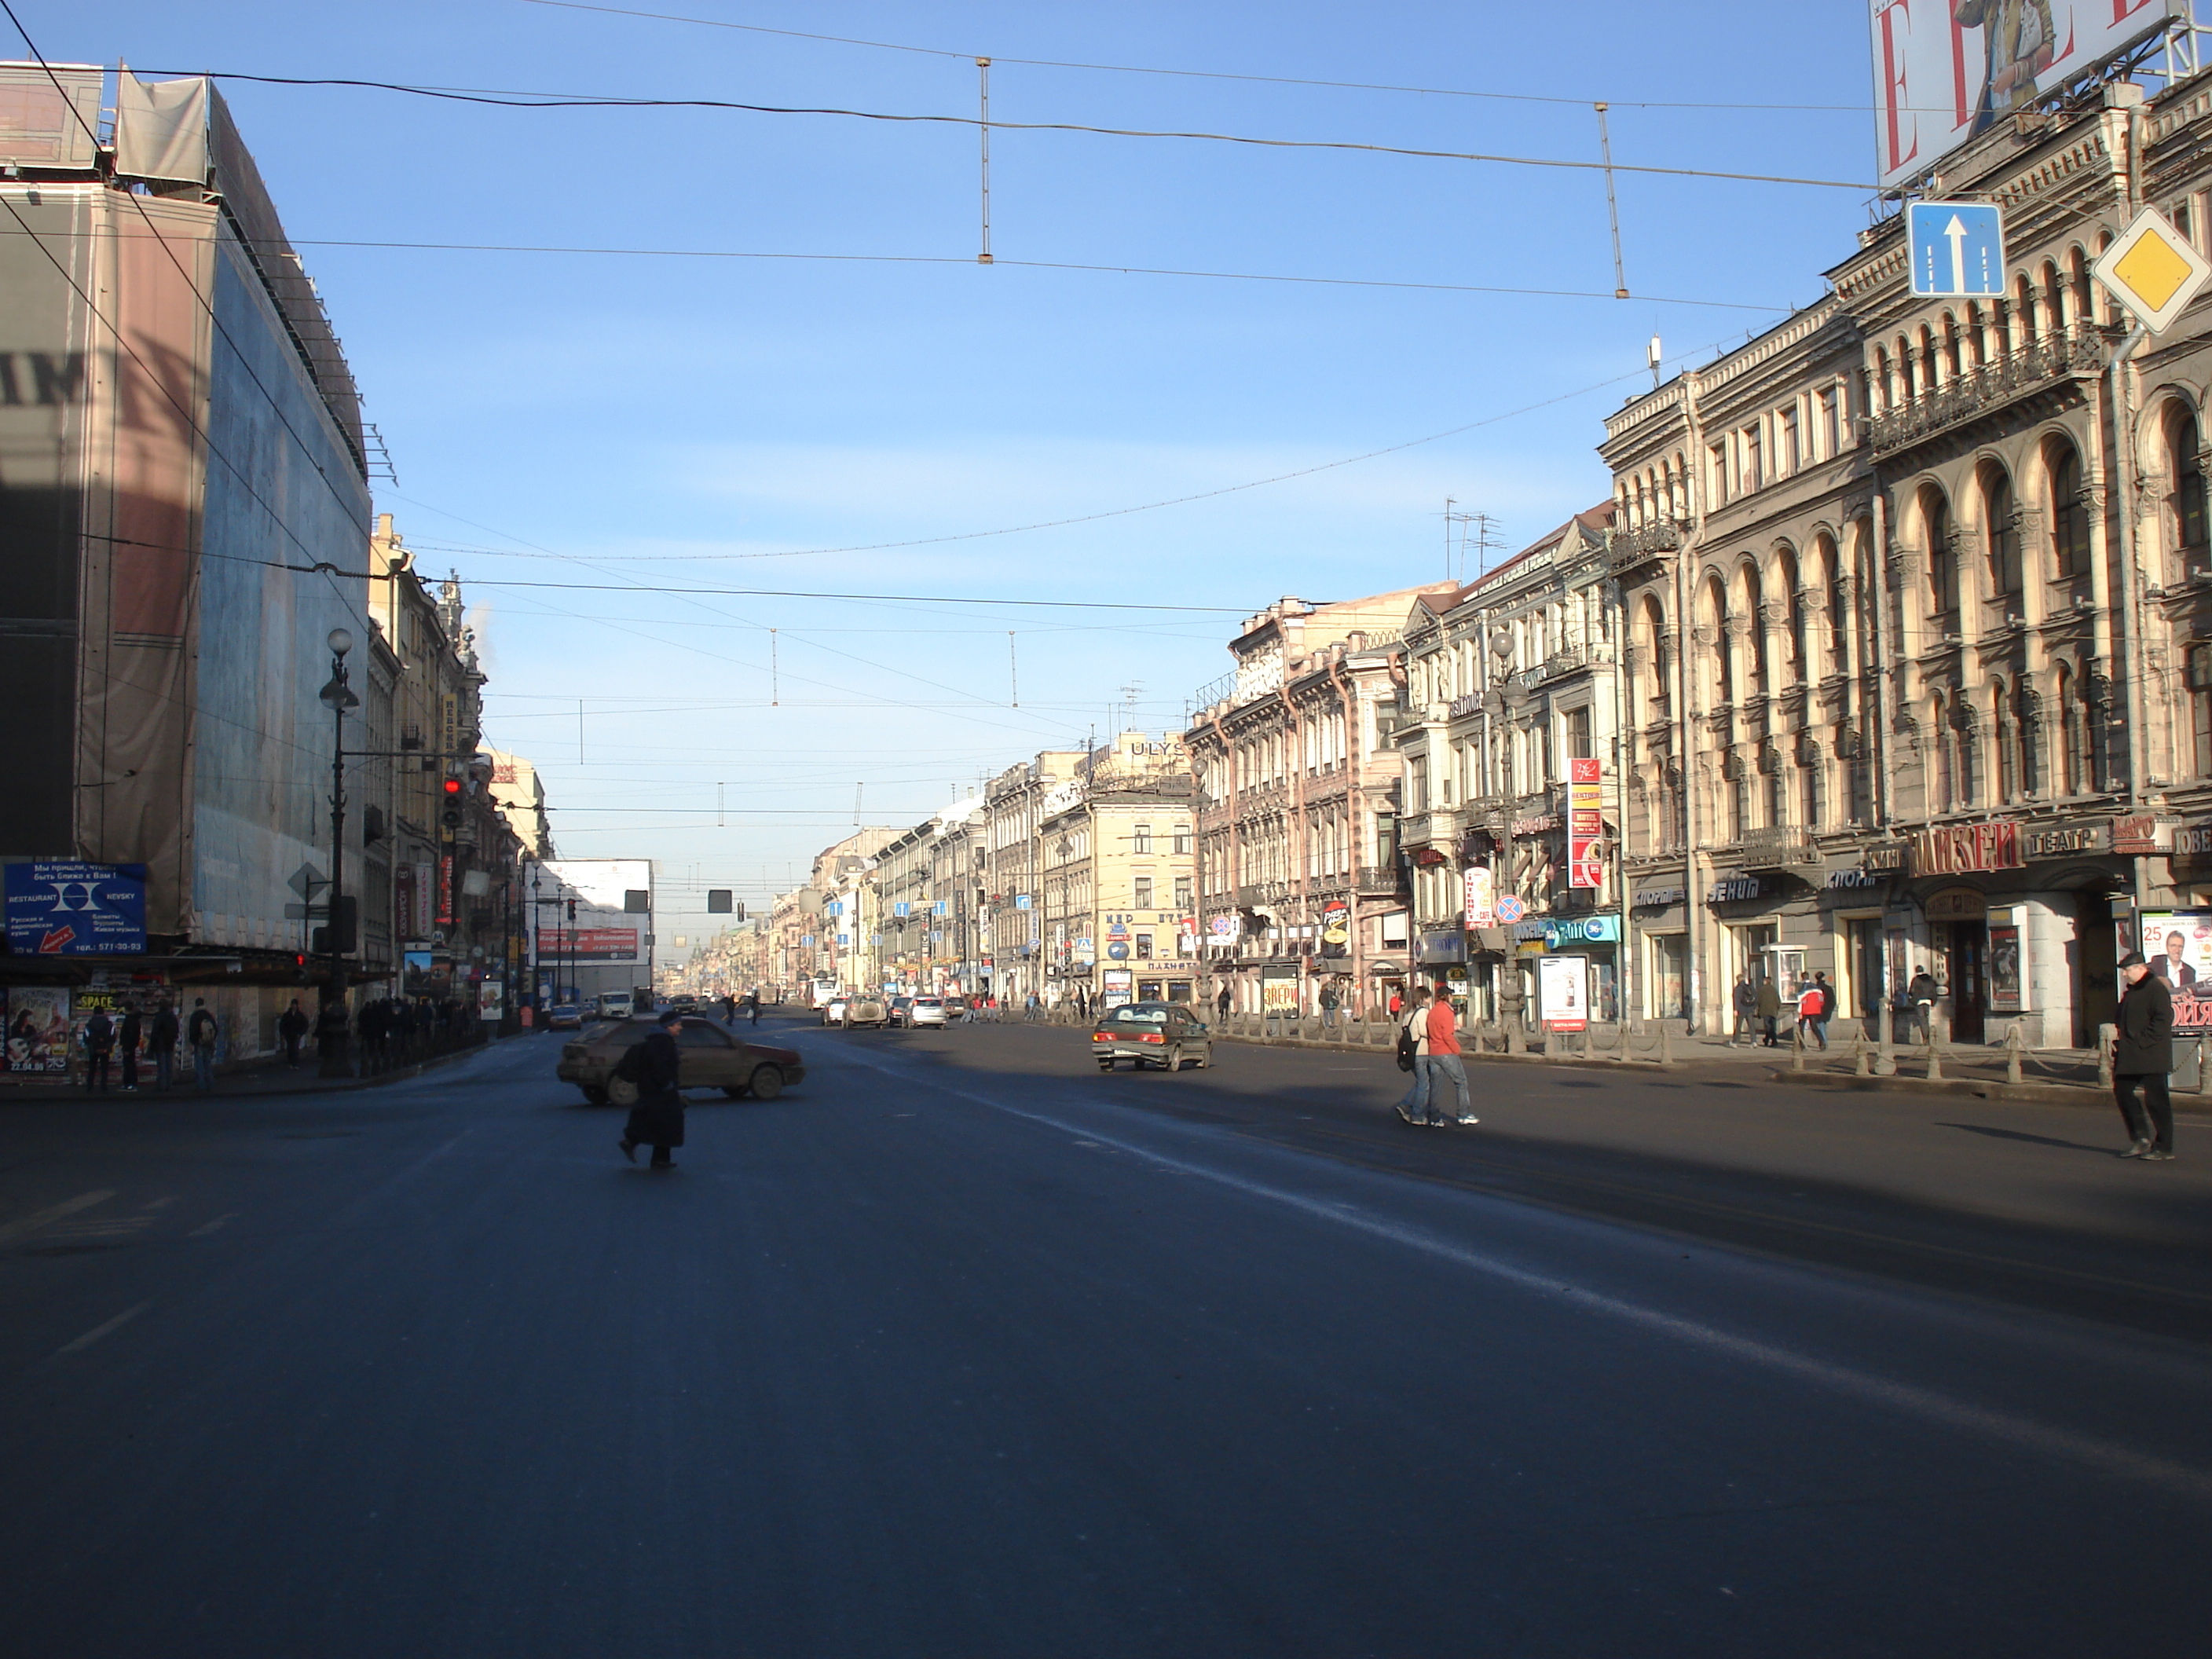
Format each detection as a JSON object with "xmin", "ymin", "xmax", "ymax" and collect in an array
[
  {"xmin": 2023, "ymin": 822, "xmax": 2110, "ymax": 859},
  {"xmin": 1708, "ymin": 875, "xmax": 1763, "ymax": 903},
  {"xmin": 1320, "ymin": 899, "xmax": 1350, "ymax": 959},
  {"xmin": 1543, "ymin": 915, "xmax": 1620, "ymax": 947},
  {"xmin": 1632, "ymin": 885, "xmax": 1686, "ymax": 908},
  {"xmin": 1924, "ymin": 884, "xmax": 1987, "ymax": 921},
  {"xmin": 4, "ymin": 861, "xmax": 148, "ymax": 956},
  {"xmin": 1914, "ymin": 821, "xmax": 2023, "ymax": 876},
  {"xmin": 1512, "ymin": 919, "xmax": 1551, "ymax": 942},
  {"xmin": 1512, "ymin": 812, "xmax": 1564, "ymax": 837},
  {"xmin": 1859, "ymin": 844, "xmax": 1909, "ymax": 873},
  {"xmin": 1826, "ymin": 868, "xmax": 1885, "ymax": 890},
  {"xmin": 1448, "ymin": 691, "xmax": 1485, "ymax": 720},
  {"xmin": 2177, "ymin": 822, "xmax": 2212, "ymax": 857},
  {"xmin": 1416, "ymin": 930, "xmax": 1468, "ymax": 964},
  {"xmin": 1567, "ymin": 757, "xmax": 1604, "ymax": 888},
  {"xmin": 2111, "ymin": 814, "xmax": 2176, "ymax": 855}
]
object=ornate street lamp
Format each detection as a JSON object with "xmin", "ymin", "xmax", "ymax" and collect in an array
[{"xmin": 317, "ymin": 628, "xmax": 360, "ymax": 1077}]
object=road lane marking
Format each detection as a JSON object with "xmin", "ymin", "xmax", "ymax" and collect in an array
[
  {"xmin": 837, "ymin": 1046, "xmax": 2212, "ymax": 1505},
  {"xmin": 0, "ymin": 1190, "xmax": 116, "ymax": 1245},
  {"xmin": 57, "ymin": 1302, "xmax": 152, "ymax": 1355},
  {"xmin": 142, "ymin": 1196, "xmax": 179, "ymax": 1210},
  {"xmin": 188, "ymin": 1213, "xmax": 239, "ymax": 1237}
]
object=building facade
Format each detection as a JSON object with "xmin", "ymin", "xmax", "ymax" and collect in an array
[{"xmin": 1038, "ymin": 734, "xmax": 1197, "ymax": 1009}]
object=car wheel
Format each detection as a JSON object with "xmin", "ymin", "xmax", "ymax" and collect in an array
[
  {"xmin": 1168, "ymin": 1044, "xmax": 1185, "ymax": 1071},
  {"xmin": 723, "ymin": 1085, "xmax": 747, "ymax": 1099},
  {"xmin": 748, "ymin": 1064, "xmax": 785, "ymax": 1101},
  {"xmin": 1097, "ymin": 1061, "xmax": 1115, "ymax": 1072},
  {"xmin": 581, "ymin": 1085, "xmax": 608, "ymax": 1104}
]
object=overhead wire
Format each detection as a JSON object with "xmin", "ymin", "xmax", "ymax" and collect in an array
[{"xmin": 155, "ymin": 69, "xmax": 1881, "ymax": 192}]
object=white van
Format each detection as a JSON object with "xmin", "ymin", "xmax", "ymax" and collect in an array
[{"xmin": 597, "ymin": 992, "xmax": 635, "ymax": 1020}]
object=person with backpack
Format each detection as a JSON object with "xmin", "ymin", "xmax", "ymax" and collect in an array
[
  {"xmin": 1319, "ymin": 982, "xmax": 1340, "ymax": 1029},
  {"xmin": 1394, "ymin": 985, "xmax": 1434, "ymax": 1126},
  {"xmin": 186, "ymin": 998, "xmax": 219, "ymax": 1091},
  {"xmin": 1796, "ymin": 979, "xmax": 1827, "ymax": 1050},
  {"xmin": 617, "ymin": 1009, "xmax": 687, "ymax": 1170},
  {"xmin": 149, "ymin": 1000, "xmax": 179, "ymax": 1093}
]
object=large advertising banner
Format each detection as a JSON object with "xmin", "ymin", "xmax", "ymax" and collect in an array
[
  {"xmin": 2, "ymin": 987, "xmax": 71, "ymax": 1075},
  {"xmin": 541, "ymin": 860, "xmax": 652, "ymax": 967},
  {"xmin": 1566, "ymin": 757, "xmax": 1604, "ymax": 889},
  {"xmin": 1872, "ymin": 1, "xmax": 2182, "ymax": 189},
  {"xmin": 2138, "ymin": 910, "xmax": 2212, "ymax": 1033},
  {"xmin": 542, "ymin": 928, "xmax": 643, "ymax": 962},
  {"xmin": 4, "ymin": 862, "xmax": 149, "ymax": 956}
]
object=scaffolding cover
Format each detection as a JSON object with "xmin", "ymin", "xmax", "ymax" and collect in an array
[{"xmin": 115, "ymin": 70, "xmax": 211, "ymax": 185}]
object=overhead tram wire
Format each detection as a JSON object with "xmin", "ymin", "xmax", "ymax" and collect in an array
[
  {"xmin": 0, "ymin": 227, "xmax": 1791, "ymax": 316},
  {"xmin": 150, "ymin": 71, "xmax": 1882, "ymax": 193},
  {"xmin": 512, "ymin": 0, "xmax": 1944, "ymax": 115}
]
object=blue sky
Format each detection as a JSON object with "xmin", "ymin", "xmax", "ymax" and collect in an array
[{"xmin": 53, "ymin": 1, "xmax": 1888, "ymax": 950}]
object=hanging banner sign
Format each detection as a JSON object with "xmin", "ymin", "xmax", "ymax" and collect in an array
[
  {"xmin": 1462, "ymin": 866, "xmax": 1493, "ymax": 930},
  {"xmin": 4, "ymin": 862, "xmax": 148, "ymax": 956},
  {"xmin": 1914, "ymin": 820, "xmax": 2023, "ymax": 875},
  {"xmin": 1567, "ymin": 757, "xmax": 1604, "ymax": 889}
]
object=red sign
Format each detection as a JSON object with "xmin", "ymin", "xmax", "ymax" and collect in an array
[
  {"xmin": 1914, "ymin": 821, "xmax": 2023, "ymax": 875},
  {"xmin": 541, "ymin": 927, "xmax": 641, "ymax": 962},
  {"xmin": 437, "ymin": 854, "xmax": 455, "ymax": 926},
  {"xmin": 1567, "ymin": 757, "xmax": 1604, "ymax": 889}
]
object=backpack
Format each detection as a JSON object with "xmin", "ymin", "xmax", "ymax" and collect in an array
[
  {"xmin": 613, "ymin": 1040, "xmax": 647, "ymax": 1082},
  {"xmin": 1394, "ymin": 1020, "xmax": 1419, "ymax": 1073}
]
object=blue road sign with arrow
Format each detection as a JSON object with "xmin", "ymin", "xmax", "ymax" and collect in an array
[{"xmin": 1908, "ymin": 202, "xmax": 2005, "ymax": 298}]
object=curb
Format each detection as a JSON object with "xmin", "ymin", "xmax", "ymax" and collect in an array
[
  {"xmin": 1213, "ymin": 1032, "xmax": 1675, "ymax": 1071},
  {"xmin": 0, "ymin": 1035, "xmax": 505, "ymax": 1105},
  {"xmin": 1759, "ymin": 1064, "xmax": 2207, "ymax": 1111}
]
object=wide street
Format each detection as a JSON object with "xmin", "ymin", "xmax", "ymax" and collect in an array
[{"xmin": 2, "ymin": 1016, "xmax": 2208, "ymax": 1657}]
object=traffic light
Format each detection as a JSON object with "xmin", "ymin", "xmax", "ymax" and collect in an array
[
  {"xmin": 312, "ymin": 895, "xmax": 357, "ymax": 954},
  {"xmin": 441, "ymin": 775, "xmax": 463, "ymax": 829},
  {"xmin": 708, "ymin": 889, "xmax": 732, "ymax": 914}
]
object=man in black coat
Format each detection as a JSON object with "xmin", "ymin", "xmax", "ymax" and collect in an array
[
  {"xmin": 278, "ymin": 998, "xmax": 310, "ymax": 1068},
  {"xmin": 148, "ymin": 1001, "xmax": 179, "ymax": 1093},
  {"xmin": 2114, "ymin": 951, "xmax": 2177, "ymax": 1162},
  {"xmin": 118, "ymin": 1005, "xmax": 143, "ymax": 1093},
  {"xmin": 620, "ymin": 1009, "xmax": 687, "ymax": 1170},
  {"xmin": 82, "ymin": 1008, "xmax": 115, "ymax": 1094}
]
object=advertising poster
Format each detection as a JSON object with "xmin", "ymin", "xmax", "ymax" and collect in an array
[
  {"xmin": 1101, "ymin": 968, "xmax": 1133, "ymax": 1009},
  {"xmin": 1463, "ymin": 866, "xmax": 1493, "ymax": 930},
  {"xmin": 1987, "ymin": 913, "xmax": 2024, "ymax": 1013},
  {"xmin": 1871, "ymin": 0, "xmax": 2182, "ymax": 189},
  {"xmin": 5, "ymin": 861, "xmax": 149, "ymax": 956},
  {"xmin": 2138, "ymin": 910, "xmax": 2212, "ymax": 1033},
  {"xmin": 1262, "ymin": 968, "xmax": 1300, "ymax": 1015},
  {"xmin": 478, "ymin": 979, "xmax": 505, "ymax": 1020},
  {"xmin": 4, "ymin": 987, "xmax": 71, "ymax": 1075},
  {"xmin": 1320, "ymin": 899, "xmax": 1350, "ymax": 959},
  {"xmin": 1566, "ymin": 758, "xmax": 1604, "ymax": 889},
  {"xmin": 1538, "ymin": 954, "xmax": 1588, "ymax": 1031}
]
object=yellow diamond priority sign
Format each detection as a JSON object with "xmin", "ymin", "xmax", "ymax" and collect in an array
[{"xmin": 2093, "ymin": 207, "xmax": 2212, "ymax": 335}]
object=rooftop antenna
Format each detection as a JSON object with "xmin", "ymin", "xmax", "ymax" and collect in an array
[
  {"xmin": 1648, "ymin": 334, "xmax": 1664, "ymax": 390},
  {"xmin": 1119, "ymin": 681, "xmax": 1143, "ymax": 735},
  {"xmin": 1595, "ymin": 102, "xmax": 1629, "ymax": 299}
]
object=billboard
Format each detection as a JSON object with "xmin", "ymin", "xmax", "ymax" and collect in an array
[
  {"xmin": 540, "ymin": 859, "xmax": 651, "ymax": 966},
  {"xmin": 5, "ymin": 862, "xmax": 149, "ymax": 956},
  {"xmin": 1872, "ymin": 1, "xmax": 2183, "ymax": 189},
  {"xmin": 1566, "ymin": 757, "xmax": 1604, "ymax": 889},
  {"xmin": 2138, "ymin": 910, "xmax": 2212, "ymax": 1034}
]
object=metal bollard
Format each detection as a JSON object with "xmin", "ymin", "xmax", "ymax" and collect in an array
[
  {"xmin": 1659, "ymin": 1024, "xmax": 1673, "ymax": 1065},
  {"xmin": 1793, "ymin": 1022, "xmax": 1807, "ymax": 1071},
  {"xmin": 1925, "ymin": 1032, "xmax": 1942, "ymax": 1081},
  {"xmin": 2003, "ymin": 1021, "xmax": 2023, "ymax": 1086},
  {"xmin": 2097, "ymin": 1024, "xmax": 2115, "ymax": 1091},
  {"xmin": 1854, "ymin": 1034, "xmax": 1870, "ymax": 1077}
]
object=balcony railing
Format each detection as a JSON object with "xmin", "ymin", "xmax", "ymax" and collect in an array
[
  {"xmin": 1609, "ymin": 518, "xmax": 1686, "ymax": 573},
  {"xmin": 1725, "ymin": 824, "xmax": 1822, "ymax": 869},
  {"xmin": 1868, "ymin": 325, "xmax": 2108, "ymax": 457},
  {"xmin": 1354, "ymin": 864, "xmax": 1405, "ymax": 896}
]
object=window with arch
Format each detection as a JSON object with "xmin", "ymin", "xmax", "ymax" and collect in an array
[
  {"xmin": 1983, "ymin": 464, "xmax": 2020, "ymax": 606},
  {"xmin": 1992, "ymin": 680, "xmax": 2016, "ymax": 802},
  {"xmin": 2057, "ymin": 663, "xmax": 2088, "ymax": 794},
  {"xmin": 1741, "ymin": 564, "xmax": 1769, "ymax": 694},
  {"xmin": 2050, "ymin": 444, "xmax": 2091, "ymax": 579},
  {"xmin": 2171, "ymin": 405, "xmax": 2207, "ymax": 555},
  {"xmin": 1923, "ymin": 488, "xmax": 1956, "ymax": 621},
  {"xmin": 1930, "ymin": 691, "xmax": 1954, "ymax": 809}
]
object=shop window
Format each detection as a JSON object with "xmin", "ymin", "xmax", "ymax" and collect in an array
[{"xmin": 1135, "ymin": 933, "xmax": 1154, "ymax": 960}]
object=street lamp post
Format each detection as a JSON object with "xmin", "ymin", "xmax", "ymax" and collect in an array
[{"xmin": 317, "ymin": 628, "xmax": 361, "ymax": 1078}]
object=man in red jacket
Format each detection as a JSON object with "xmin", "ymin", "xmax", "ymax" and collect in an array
[{"xmin": 1420, "ymin": 991, "xmax": 1478, "ymax": 1127}]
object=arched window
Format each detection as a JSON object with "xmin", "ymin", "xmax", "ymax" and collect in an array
[
  {"xmin": 2171, "ymin": 405, "xmax": 2207, "ymax": 553},
  {"xmin": 1983, "ymin": 464, "xmax": 2020, "ymax": 606},
  {"xmin": 1923, "ymin": 487, "xmax": 1956, "ymax": 623},
  {"xmin": 1993, "ymin": 679, "xmax": 2016, "ymax": 801},
  {"xmin": 2050, "ymin": 443, "xmax": 2090, "ymax": 578},
  {"xmin": 1931, "ymin": 692, "xmax": 1954, "ymax": 808}
]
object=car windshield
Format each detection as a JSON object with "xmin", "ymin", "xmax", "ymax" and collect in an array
[{"xmin": 1103, "ymin": 1006, "xmax": 1169, "ymax": 1024}]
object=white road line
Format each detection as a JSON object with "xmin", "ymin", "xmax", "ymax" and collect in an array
[
  {"xmin": 0, "ymin": 1190, "xmax": 116, "ymax": 1245},
  {"xmin": 188, "ymin": 1213, "xmax": 238, "ymax": 1237},
  {"xmin": 142, "ymin": 1196, "xmax": 179, "ymax": 1210},
  {"xmin": 56, "ymin": 1302, "xmax": 152, "ymax": 1356},
  {"xmin": 837, "ymin": 1046, "xmax": 2212, "ymax": 1506}
]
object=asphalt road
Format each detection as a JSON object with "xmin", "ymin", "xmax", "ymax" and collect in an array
[{"xmin": 3, "ymin": 1015, "xmax": 2208, "ymax": 1657}]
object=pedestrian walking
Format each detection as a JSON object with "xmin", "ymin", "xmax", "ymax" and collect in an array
[
  {"xmin": 186, "ymin": 998, "xmax": 218, "ymax": 1091},
  {"xmin": 1024, "ymin": 992, "xmax": 1041, "ymax": 1024},
  {"xmin": 150, "ymin": 1000, "xmax": 179, "ymax": 1093},
  {"xmin": 1387, "ymin": 987, "xmax": 1403, "ymax": 1018},
  {"xmin": 1755, "ymin": 976, "xmax": 1782, "ymax": 1048},
  {"xmin": 1216, "ymin": 983, "xmax": 1232, "ymax": 1020},
  {"xmin": 1812, "ymin": 971, "xmax": 1836, "ymax": 1049},
  {"xmin": 746, "ymin": 988, "xmax": 761, "ymax": 1026},
  {"xmin": 1796, "ymin": 980, "xmax": 1827, "ymax": 1050},
  {"xmin": 118, "ymin": 1005, "xmax": 142, "ymax": 1093},
  {"xmin": 1319, "ymin": 982, "xmax": 1339, "ymax": 1029},
  {"xmin": 1906, "ymin": 968, "xmax": 1939, "ymax": 1045},
  {"xmin": 618, "ymin": 1008, "xmax": 687, "ymax": 1169},
  {"xmin": 2114, "ymin": 951, "xmax": 2178, "ymax": 1162},
  {"xmin": 278, "ymin": 998, "xmax": 310, "ymax": 1068},
  {"xmin": 1731, "ymin": 973, "xmax": 1759, "ymax": 1047},
  {"xmin": 1422, "ymin": 990, "xmax": 1476, "ymax": 1126},
  {"xmin": 721, "ymin": 994, "xmax": 737, "ymax": 1024},
  {"xmin": 1394, "ymin": 985, "xmax": 1434, "ymax": 1125},
  {"xmin": 82, "ymin": 1007, "xmax": 115, "ymax": 1093}
]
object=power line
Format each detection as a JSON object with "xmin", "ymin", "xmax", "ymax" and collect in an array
[
  {"xmin": 511, "ymin": 0, "xmax": 1921, "ymax": 115},
  {"xmin": 160, "ymin": 70, "xmax": 1881, "ymax": 192}
]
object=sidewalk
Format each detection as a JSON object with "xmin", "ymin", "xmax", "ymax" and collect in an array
[{"xmin": 0, "ymin": 1031, "xmax": 515, "ymax": 1105}]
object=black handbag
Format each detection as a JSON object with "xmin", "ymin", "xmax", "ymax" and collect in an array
[{"xmin": 1394, "ymin": 1025, "xmax": 1418, "ymax": 1073}]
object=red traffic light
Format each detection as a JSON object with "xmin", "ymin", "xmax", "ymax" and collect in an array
[{"xmin": 442, "ymin": 778, "xmax": 463, "ymax": 795}]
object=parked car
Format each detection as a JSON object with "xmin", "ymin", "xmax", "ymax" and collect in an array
[
  {"xmin": 544, "ymin": 1003, "xmax": 584, "ymax": 1031},
  {"xmin": 904, "ymin": 996, "xmax": 949, "ymax": 1029},
  {"xmin": 941, "ymin": 995, "xmax": 969, "ymax": 1021},
  {"xmin": 597, "ymin": 992, "xmax": 635, "ymax": 1020},
  {"xmin": 557, "ymin": 1016, "xmax": 805, "ymax": 1103},
  {"xmin": 1092, "ymin": 1002, "xmax": 1212, "ymax": 1071},
  {"xmin": 821, "ymin": 998, "xmax": 849, "ymax": 1027},
  {"xmin": 665, "ymin": 994, "xmax": 698, "ymax": 1013},
  {"xmin": 844, "ymin": 995, "xmax": 889, "ymax": 1029}
]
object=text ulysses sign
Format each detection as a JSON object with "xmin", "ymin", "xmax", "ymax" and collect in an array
[
  {"xmin": 4, "ymin": 862, "xmax": 148, "ymax": 955},
  {"xmin": 1914, "ymin": 821, "xmax": 2023, "ymax": 876}
]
